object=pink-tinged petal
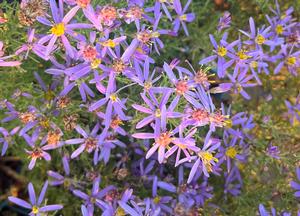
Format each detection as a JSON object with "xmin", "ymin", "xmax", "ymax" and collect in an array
[
  {"xmin": 71, "ymin": 144, "xmax": 86, "ymax": 159},
  {"xmin": 187, "ymin": 158, "xmax": 200, "ymax": 183},
  {"xmin": 28, "ymin": 158, "xmax": 37, "ymax": 170},
  {"xmin": 62, "ymin": 6, "xmax": 80, "ymax": 24},
  {"xmin": 61, "ymin": 35, "xmax": 74, "ymax": 58},
  {"xmin": 38, "ymin": 181, "xmax": 48, "ymax": 205},
  {"xmin": 146, "ymin": 143, "xmax": 159, "ymax": 159},
  {"xmin": 39, "ymin": 204, "xmax": 63, "ymax": 212},
  {"xmin": 132, "ymin": 133, "xmax": 155, "ymax": 139},
  {"xmin": 65, "ymin": 138, "xmax": 85, "ymax": 145},
  {"xmin": 28, "ymin": 183, "xmax": 36, "ymax": 205},
  {"xmin": 8, "ymin": 197, "xmax": 32, "ymax": 209},
  {"xmin": 158, "ymin": 145, "xmax": 165, "ymax": 164},
  {"xmin": 0, "ymin": 61, "xmax": 21, "ymax": 67}
]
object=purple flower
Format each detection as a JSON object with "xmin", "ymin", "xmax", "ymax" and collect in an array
[
  {"xmin": 37, "ymin": 0, "xmax": 92, "ymax": 58},
  {"xmin": 172, "ymin": 0, "xmax": 195, "ymax": 36},
  {"xmin": 199, "ymin": 33, "xmax": 239, "ymax": 78},
  {"xmin": 72, "ymin": 176, "xmax": 115, "ymax": 215},
  {"xmin": 285, "ymin": 94, "xmax": 300, "ymax": 125},
  {"xmin": 8, "ymin": 181, "xmax": 63, "ymax": 215},
  {"xmin": 266, "ymin": 144, "xmax": 280, "ymax": 159},
  {"xmin": 0, "ymin": 126, "xmax": 20, "ymax": 156},
  {"xmin": 220, "ymin": 67, "xmax": 257, "ymax": 100},
  {"xmin": 217, "ymin": 11, "xmax": 231, "ymax": 32},
  {"xmin": 187, "ymin": 133, "xmax": 221, "ymax": 183},
  {"xmin": 273, "ymin": 45, "xmax": 300, "ymax": 75},
  {"xmin": 291, "ymin": 167, "xmax": 300, "ymax": 198},
  {"xmin": 65, "ymin": 124, "xmax": 100, "ymax": 159}
]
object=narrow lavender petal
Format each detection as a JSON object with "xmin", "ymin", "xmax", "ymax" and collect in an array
[{"xmin": 8, "ymin": 197, "xmax": 32, "ymax": 209}]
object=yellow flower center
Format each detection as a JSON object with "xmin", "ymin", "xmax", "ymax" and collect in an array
[
  {"xmin": 236, "ymin": 49, "xmax": 250, "ymax": 60},
  {"xmin": 255, "ymin": 34, "xmax": 265, "ymax": 45},
  {"xmin": 144, "ymin": 81, "xmax": 152, "ymax": 91},
  {"xmin": 180, "ymin": 14, "xmax": 187, "ymax": 21},
  {"xmin": 153, "ymin": 196, "xmax": 161, "ymax": 204},
  {"xmin": 44, "ymin": 90, "xmax": 55, "ymax": 101},
  {"xmin": 250, "ymin": 61, "xmax": 258, "ymax": 68},
  {"xmin": 32, "ymin": 206, "xmax": 39, "ymax": 214},
  {"xmin": 286, "ymin": 56, "xmax": 296, "ymax": 66},
  {"xmin": 155, "ymin": 109, "xmax": 161, "ymax": 118},
  {"xmin": 275, "ymin": 25, "xmax": 283, "ymax": 35},
  {"xmin": 51, "ymin": 23, "xmax": 65, "ymax": 36},
  {"xmin": 101, "ymin": 39, "xmax": 116, "ymax": 48},
  {"xmin": 217, "ymin": 46, "xmax": 227, "ymax": 57},
  {"xmin": 91, "ymin": 58, "xmax": 101, "ymax": 69},
  {"xmin": 151, "ymin": 31, "xmax": 160, "ymax": 38},
  {"xmin": 110, "ymin": 94, "xmax": 118, "ymax": 102},
  {"xmin": 115, "ymin": 207, "xmax": 126, "ymax": 216},
  {"xmin": 226, "ymin": 147, "xmax": 237, "ymax": 158}
]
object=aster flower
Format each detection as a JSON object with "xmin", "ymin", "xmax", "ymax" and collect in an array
[
  {"xmin": 8, "ymin": 181, "xmax": 63, "ymax": 215},
  {"xmin": 187, "ymin": 133, "xmax": 220, "ymax": 183},
  {"xmin": 145, "ymin": 0, "xmax": 172, "ymax": 21},
  {"xmin": 47, "ymin": 155, "xmax": 78, "ymax": 190},
  {"xmin": 23, "ymin": 130, "xmax": 52, "ymax": 170},
  {"xmin": 0, "ymin": 54, "xmax": 21, "ymax": 67},
  {"xmin": 65, "ymin": 124, "xmax": 100, "ymax": 159},
  {"xmin": 273, "ymin": 45, "xmax": 300, "ymax": 75},
  {"xmin": 163, "ymin": 62, "xmax": 197, "ymax": 104},
  {"xmin": 266, "ymin": 144, "xmax": 280, "ymax": 159},
  {"xmin": 133, "ymin": 119, "xmax": 178, "ymax": 164},
  {"xmin": 15, "ymin": 29, "xmax": 50, "ymax": 60},
  {"xmin": 37, "ymin": 0, "xmax": 92, "ymax": 58},
  {"xmin": 290, "ymin": 167, "xmax": 300, "ymax": 198},
  {"xmin": 240, "ymin": 17, "xmax": 279, "ymax": 50},
  {"xmin": 224, "ymin": 166, "xmax": 243, "ymax": 196},
  {"xmin": 172, "ymin": 0, "xmax": 195, "ymax": 36},
  {"xmin": 132, "ymin": 89, "xmax": 181, "ymax": 129},
  {"xmin": 217, "ymin": 11, "xmax": 231, "ymax": 32},
  {"xmin": 285, "ymin": 94, "xmax": 300, "ymax": 125},
  {"xmin": 0, "ymin": 126, "xmax": 20, "ymax": 156},
  {"xmin": 219, "ymin": 67, "xmax": 257, "ymax": 100},
  {"xmin": 165, "ymin": 127, "xmax": 199, "ymax": 167},
  {"xmin": 199, "ymin": 33, "xmax": 239, "ymax": 78},
  {"xmin": 73, "ymin": 176, "xmax": 115, "ymax": 215}
]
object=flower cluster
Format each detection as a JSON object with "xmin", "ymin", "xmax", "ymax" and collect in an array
[{"xmin": 0, "ymin": 0, "xmax": 299, "ymax": 215}]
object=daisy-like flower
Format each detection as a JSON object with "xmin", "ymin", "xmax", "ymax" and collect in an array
[
  {"xmin": 163, "ymin": 62, "xmax": 197, "ymax": 104},
  {"xmin": 65, "ymin": 124, "xmax": 100, "ymax": 159},
  {"xmin": 273, "ymin": 45, "xmax": 300, "ymax": 75},
  {"xmin": 132, "ymin": 89, "xmax": 181, "ymax": 129},
  {"xmin": 0, "ymin": 126, "xmax": 20, "ymax": 156},
  {"xmin": 285, "ymin": 93, "xmax": 300, "ymax": 125},
  {"xmin": 8, "ymin": 181, "xmax": 63, "ymax": 215},
  {"xmin": 217, "ymin": 11, "xmax": 231, "ymax": 32},
  {"xmin": 290, "ymin": 167, "xmax": 300, "ymax": 198},
  {"xmin": 23, "ymin": 130, "xmax": 52, "ymax": 170},
  {"xmin": 47, "ymin": 155, "xmax": 77, "ymax": 190},
  {"xmin": 133, "ymin": 119, "xmax": 178, "ymax": 164},
  {"xmin": 73, "ymin": 176, "xmax": 115, "ymax": 215},
  {"xmin": 199, "ymin": 33, "xmax": 239, "ymax": 78},
  {"xmin": 219, "ymin": 67, "xmax": 257, "ymax": 100},
  {"xmin": 37, "ymin": 0, "xmax": 92, "ymax": 58},
  {"xmin": 172, "ymin": 0, "xmax": 195, "ymax": 36},
  {"xmin": 187, "ymin": 133, "xmax": 221, "ymax": 183}
]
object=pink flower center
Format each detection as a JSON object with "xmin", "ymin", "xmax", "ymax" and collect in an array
[
  {"xmin": 156, "ymin": 132, "xmax": 173, "ymax": 147},
  {"xmin": 127, "ymin": 6, "xmax": 143, "ymax": 20},
  {"xmin": 137, "ymin": 31, "xmax": 152, "ymax": 44},
  {"xmin": 76, "ymin": 0, "xmax": 90, "ymax": 8},
  {"xmin": 112, "ymin": 60, "xmax": 126, "ymax": 73},
  {"xmin": 19, "ymin": 112, "xmax": 36, "ymax": 124},
  {"xmin": 85, "ymin": 138, "xmax": 97, "ymax": 152},
  {"xmin": 194, "ymin": 69, "xmax": 209, "ymax": 84},
  {"xmin": 110, "ymin": 116, "xmax": 123, "ymax": 129},
  {"xmin": 82, "ymin": 45, "xmax": 97, "ymax": 62},
  {"xmin": 175, "ymin": 80, "xmax": 188, "ymax": 95},
  {"xmin": 191, "ymin": 109, "xmax": 209, "ymax": 121},
  {"xmin": 30, "ymin": 148, "xmax": 43, "ymax": 159},
  {"xmin": 99, "ymin": 6, "xmax": 117, "ymax": 25}
]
